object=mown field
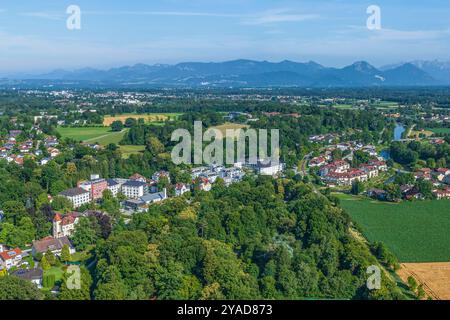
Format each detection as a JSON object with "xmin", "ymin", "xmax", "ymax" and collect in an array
[
  {"xmin": 211, "ymin": 123, "xmax": 250, "ymax": 137},
  {"xmin": 57, "ymin": 127, "xmax": 128, "ymax": 145},
  {"xmin": 119, "ymin": 145, "xmax": 146, "ymax": 158},
  {"xmin": 103, "ymin": 113, "xmax": 182, "ymax": 126},
  {"xmin": 337, "ymin": 193, "xmax": 450, "ymax": 262}
]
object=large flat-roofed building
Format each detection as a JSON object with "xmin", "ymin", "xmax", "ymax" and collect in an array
[
  {"xmin": 79, "ymin": 178, "xmax": 108, "ymax": 200},
  {"xmin": 121, "ymin": 180, "xmax": 147, "ymax": 199},
  {"xmin": 59, "ymin": 187, "xmax": 90, "ymax": 208}
]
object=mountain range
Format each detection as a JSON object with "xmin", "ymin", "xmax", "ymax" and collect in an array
[{"xmin": 3, "ymin": 59, "xmax": 450, "ymax": 88}]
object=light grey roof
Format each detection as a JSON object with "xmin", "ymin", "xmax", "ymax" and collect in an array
[
  {"xmin": 11, "ymin": 268, "xmax": 43, "ymax": 281},
  {"xmin": 59, "ymin": 187, "xmax": 89, "ymax": 197},
  {"xmin": 123, "ymin": 180, "xmax": 147, "ymax": 187},
  {"xmin": 140, "ymin": 192, "xmax": 165, "ymax": 203}
]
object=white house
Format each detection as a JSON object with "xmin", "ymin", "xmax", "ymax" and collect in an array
[
  {"xmin": 106, "ymin": 179, "xmax": 121, "ymax": 197},
  {"xmin": 11, "ymin": 269, "xmax": 43, "ymax": 289},
  {"xmin": 175, "ymin": 183, "xmax": 189, "ymax": 196},
  {"xmin": 0, "ymin": 248, "xmax": 23, "ymax": 270},
  {"xmin": 122, "ymin": 180, "xmax": 147, "ymax": 199},
  {"xmin": 53, "ymin": 212, "xmax": 80, "ymax": 238},
  {"xmin": 59, "ymin": 187, "xmax": 90, "ymax": 208},
  {"xmin": 249, "ymin": 160, "xmax": 285, "ymax": 176}
]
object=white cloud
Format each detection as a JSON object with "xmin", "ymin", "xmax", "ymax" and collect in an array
[
  {"xmin": 19, "ymin": 12, "xmax": 64, "ymax": 21},
  {"xmin": 242, "ymin": 9, "xmax": 320, "ymax": 25},
  {"xmin": 85, "ymin": 10, "xmax": 240, "ymax": 18},
  {"xmin": 85, "ymin": 9, "xmax": 319, "ymax": 26}
]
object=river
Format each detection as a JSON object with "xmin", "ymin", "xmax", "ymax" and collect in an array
[
  {"xmin": 394, "ymin": 123, "xmax": 406, "ymax": 141},
  {"xmin": 380, "ymin": 123, "xmax": 406, "ymax": 160}
]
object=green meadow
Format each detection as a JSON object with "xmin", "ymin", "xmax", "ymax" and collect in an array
[
  {"xmin": 337, "ymin": 193, "xmax": 450, "ymax": 263},
  {"xmin": 57, "ymin": 127, "xmax": 127, "ymax": 145}
]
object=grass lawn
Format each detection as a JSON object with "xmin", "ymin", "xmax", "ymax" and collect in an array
[
  {"xmin": 44, "ymin": 266, "xmax": 64, "ymax": 283},
  {"xmin": 337, "ymin": 193, "xmax": 450, "ymax": 263},
  {"xmin": 119, "ymin": 145, "xmax": 146, "ymax": 158},
  {"xmin": 57, "ymin": 127, "xmax": 128, "ymax": 146}
]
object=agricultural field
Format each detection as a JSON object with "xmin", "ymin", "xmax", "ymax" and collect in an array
[
  {"xmin": 337, "ymin": 193, "xmax": 450, "ymax": 262},
  {"xmin": 398, "ymin": 262, "xmax": 450, "ymax": 300},
  {"xmin": 103, "ymin": 113, "xmax": 182, "ymax": 126},
  {"xmin": 57, "ymin": 127, "xmax": 127, "ymax": 145}
]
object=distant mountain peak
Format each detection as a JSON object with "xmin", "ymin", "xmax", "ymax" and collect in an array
[
  {"xmin": 349, "ymin": 61, "xmax": 377, "ymax": 72},
  {"xmin": 10, "ymin": 59, "xmax": 444, "ymax": 87}
]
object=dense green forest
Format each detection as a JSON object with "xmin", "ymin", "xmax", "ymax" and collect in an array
[{"xmin": 92, "ymin": 177, "xmax": 404, "ymax": 300}]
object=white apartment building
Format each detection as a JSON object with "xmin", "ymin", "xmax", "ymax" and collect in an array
[{"xmin": 59, "ymin": 187, "xmax": 90, "ymax": 208}]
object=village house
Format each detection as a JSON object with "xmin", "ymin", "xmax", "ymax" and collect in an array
[
  {"xmin": 32, "ymin": 236, "xmax": 75, "ymax": 257},
  {"xmin": 53, "ymin": 212, "xmax": 81, "ymax": 238},
  {"xmin": 360, "ymin": 165, "xmax": 379, "ymax": 179},
  {"xmin": 368, "ymin": 189, "xmax": 388, "ymax": 201},
  {"xmin": 414, "ymin": 168, "xmax": 432, "ymax": 180},
  {"xmin": 47, "ymin": 147, "xmax": 61, "ymax": 158},
  {"xmin": 309, "ymin": 156, "xmax": 327, "ymax": 167},
  {"xmin": 152, "ymin": 171, "xmax": 171, "ymax": 183},
  {"xmin": 175, "ymin": 183, "xmax": 189, "ymax": 196},
  {"xmin": 432, "ymin": 168, "xmax": 450, "ymax": 182},
  {"xmin": 0, "ymin": 248, "xmax": 23, "ymax": 270},
  {"xmin": 319, "ymin": 160, "xmax": 351, "ymax": 177},
  {"xmin": 129, "ymin": 173, "xmax": 147, "ymax": 183},
  {"xmin": 197, "ymin": 177, "xmax": 212, "ymax": 192},
  {"xmin": 323, "ymin": 169, "xmax": 368, "ymax": 186},
  {"xmin": 433, "ymin": 187, "xmax": 450, "ymax": 200},
  {"xmin": 11, "ymin": 268, "xmax": 43, "ymax": 289},
  {"xmin": 368, "ymin": 160, "xmax": 388, "ymax": 172}
]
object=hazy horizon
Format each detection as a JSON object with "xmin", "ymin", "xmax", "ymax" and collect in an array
[{"xmin": 1, "ymin": 0, "xmax": 450, "ymax": 73}]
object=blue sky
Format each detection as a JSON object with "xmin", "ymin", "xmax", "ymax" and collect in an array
[{"xmin": 0, "ymin": 0, "xmax": 450, "ymax": 72}]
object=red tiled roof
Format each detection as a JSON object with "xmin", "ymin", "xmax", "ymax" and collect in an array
[{"xmin": 0, "ymin": 248, "xmax": 22, "ymax": 261}]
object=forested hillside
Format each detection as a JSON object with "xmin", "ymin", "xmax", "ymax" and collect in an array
[{"xmin": 93, "ymin": 177, "xmax": 404, "ymax": 300}]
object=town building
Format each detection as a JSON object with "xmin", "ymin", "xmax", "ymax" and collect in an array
[
  {"xmin": 0, "ymin": 248, "xmax": 23, "ymax": 270},
  {"xmin": 52, "ymin": 212, "xmax": 81, "ymax": 238},
  {"xmin": 59, "ymin": 187, "xmax": 90, "ymax": 208},
  {"xmin": 247, "ymin": 160, "xmax": 285, "ymax": 176},
  {"xmin": 106, "ymin": 179, "xmax": 121, "ymax": 197},
  {"xmin": 121, "ymin": 180, "xmax": 147, "ymax": 199},
  {"xmin": 79, "ymin": 178, "xmax": 108, "ymax": 200},
  {"xmin": 11, "ymin": 268, "xmax": 43, "ymax": 288},
  {"xmin": 175, "ymin": 183, "xmax": 189, "ymax": 196},
  {"xmin": 32, "ymin": 236, "xmax": 75, "ymax": 257}
]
